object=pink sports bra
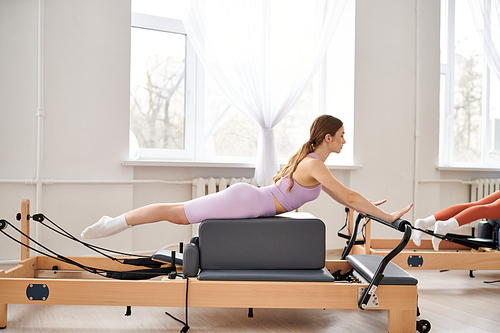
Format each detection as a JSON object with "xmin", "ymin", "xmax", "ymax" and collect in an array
[{"xmin": 270, "ymin": 153, "xmax": 322, "ymax": 211}]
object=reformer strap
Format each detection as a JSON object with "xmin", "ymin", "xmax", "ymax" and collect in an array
[
  {"xmin": 1, "ymin": 218, "xmax": 99, "ymax": 273},
  {"xmin": 30, "ymin": 213, "xmax": 150, "ymax": 262},
  {"xmin": 337, "ymin": 208, "xmax": 366, "ymax": 245},
  {"xmin": 0, "ymin": 218, "xmax": 173, "ymax": 280},
  {"xmin": 31, "ymin": 213, "xmax": 177, "ymax": 268}
]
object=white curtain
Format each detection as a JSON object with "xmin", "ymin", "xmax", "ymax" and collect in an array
[
  {"xmin": 468, "ymin": 0, "xmax": 500, "ymax": 82},
  {"xmin": 182, "ymin": 0, "xmax": 348, "ymax": 186}
]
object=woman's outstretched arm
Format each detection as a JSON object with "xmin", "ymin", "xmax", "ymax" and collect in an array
[{"xmin": 309, "ymin": 159, "xmax": 412, "ymax": 222}]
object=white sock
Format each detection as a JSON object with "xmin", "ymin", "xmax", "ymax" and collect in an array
[
  {"xmin": 412, "ymin": 215, "xmax": 436, "ymax": 246},
  {"xmin": 81, "ymin": 214, "xmax": 131, "ymax": 239},
  {"xmin": 432, "ymin": 218, "xmax": 459, "ymax": 251}
]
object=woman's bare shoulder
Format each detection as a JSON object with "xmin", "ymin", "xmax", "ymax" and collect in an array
[
  {"xmin": 295, "ymin": 156, "xmax": 328, "ymax": 178},
  {"xmin": 299, "ymin": 155, "xmax": 325, "ymax": 168}
]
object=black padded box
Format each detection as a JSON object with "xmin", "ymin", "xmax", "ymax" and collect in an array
[{"xmin": 192, "ymin": 213, "xmax": 334, "ymax": 282}]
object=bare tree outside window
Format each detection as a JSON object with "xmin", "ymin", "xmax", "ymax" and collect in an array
[
  {"xmin": 453, "ymin": 53, "xmax": 483, "ymax": 164},
  {"xmin": 440, "ymin": 0, "xmax": 500, "ymax": 167},
  {"xmin": 203, "ymin": 74, "xmax": 259, "ymax": 158},
  {"xmin": 130, "ymin": 28, "xmax": 186, "ymax": 151}
]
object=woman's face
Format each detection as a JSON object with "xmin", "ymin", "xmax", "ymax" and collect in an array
[{"xmin": 330, "ymin": 126, "xmax": 346, "ymax": 153}]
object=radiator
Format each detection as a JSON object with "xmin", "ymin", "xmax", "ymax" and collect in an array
[
  {"xmin": 190, "ymin": 177, "xmax": 256, "ymax": 235},
  {"xmin": 471, "ymin": 179, "xmax": 500, "ymax": 202},
  {"xmin": 191, "ymin": 177, "xmax": 256, "ymax": 199}
]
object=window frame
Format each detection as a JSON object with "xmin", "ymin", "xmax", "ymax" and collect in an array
[
  {"xmin": 439, "ymin": 0, "xmax": 498, "ymax": 169},
  {"xmin": 129, "ymin": 8, "xmax": 356, "ymax": 167},
  {"xmin": 439, "ymin": 0, "xmax": 454, "ymax": 167},
  {"xmin": 131, "ymin": 13, "xmax": 197, "ymax": 161}
]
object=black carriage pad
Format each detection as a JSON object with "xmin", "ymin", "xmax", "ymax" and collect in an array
[
  {"xmin": 191, "ymin": 213, "xmax": 334, "ymax": 282},
  {"xmin": 347, "ymin": 254, "xmax": 418, "ymax": 285},
  {"xmin": 198, "ymin": 267, "xmax": 334, "ymax": 282},
  {"xmin": 198, "ymin": 214, "xmax": 326, "ymax": 270}
]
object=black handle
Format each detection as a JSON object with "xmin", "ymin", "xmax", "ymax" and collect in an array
[{"xmin": 363, "ymin": 214, "xmax": 411, "ymax": 232}]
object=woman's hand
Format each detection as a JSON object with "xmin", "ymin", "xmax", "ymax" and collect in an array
[
  {"xmin": 371, "ymin": 199, "xmax": 387, "ymax": 206},
  {"xmin": 388, "ymin": 203, "xmax": 413, "ymax": 222}
]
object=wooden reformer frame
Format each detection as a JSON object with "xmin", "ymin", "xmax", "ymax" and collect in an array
[
  {"xmin": 0, "ymin": 200, "xmax": 418, "ymax": 332},
  {"xmin": 346, "ymin": 210, "xmax": 500, "ymax": 271}
]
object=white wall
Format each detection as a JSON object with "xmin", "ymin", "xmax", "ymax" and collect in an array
[
  {"xmin": 1, "ymin": 0, "xmax": 500, "ymax": 262},
  {"xmin": 352, "ymin": 0, "xmax": 419, "ymax": 240}
]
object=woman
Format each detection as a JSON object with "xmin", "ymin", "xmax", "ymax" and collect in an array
[
  {"xmin": 82, "ymin": 115, "xmax": 413, "ymax": 239},
  {"xmin": 413, "ymin": 190, "xmax": 500, "ymax": 251}
]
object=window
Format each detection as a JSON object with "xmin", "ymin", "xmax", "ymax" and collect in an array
[
  {"xmin": 129, "ymin": 0, "xmax": 355, "ymax": 166},
  {"xmin": 129, "ymin": 13, "xmax": 196, "ymax": 160},
  {"xmin": 440, "ymin": 0, "xmax": 500, "ymax": 168}
]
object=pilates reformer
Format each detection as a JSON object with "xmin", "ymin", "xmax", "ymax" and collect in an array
[
  {"xmin": 0, "ymin": 199, "xmax": 430, "ymax": 332},
  {"xmin": 340, "ymin": 208, "xmax": 500, "ymax": 273}
]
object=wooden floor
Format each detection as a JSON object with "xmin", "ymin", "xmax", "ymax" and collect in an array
[{"xmin": 1, "ymin": 261, "xmax": 499, "ymax": 332}]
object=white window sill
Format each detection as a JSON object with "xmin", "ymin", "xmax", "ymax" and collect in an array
[
  {"xmin": 438, "ymin": 165, "xmax": 500, "ymax": 172},
  {"xmin": 122, "ymin": 159, "xmax": 362, "ymax": 170}
]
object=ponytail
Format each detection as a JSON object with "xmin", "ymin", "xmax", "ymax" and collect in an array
[{"xmin": 273, "ymin": 141, "xmax": 314, "ymax": 192}]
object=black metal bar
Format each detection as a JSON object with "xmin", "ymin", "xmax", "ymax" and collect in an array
[
  {"xmin": 358, "ymin": 223, "xmax": 412, "ymax": 309},
  {"xmin": 363, "ymin": 214, "xmax": 412, "ymax": 233},
  {"xmin": 340, "ymin": 214, "xmax": 364, "ymax": 260}
]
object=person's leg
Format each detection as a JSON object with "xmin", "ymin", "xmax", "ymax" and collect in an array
[
  {"xmin": 453, "ymin": 198, "xmax": 500, "ymax": 226},
  {"xmin": 125, "ymin": 203, "xmax": 189, "ymax": 226},
  {"xmin": 432, "ymin": 198, "xmax": 500, "ymax": 250},
  {"xmin": 434, "ymin": 191, "xmax": 500, "ymax": 221},
  {"xmin": 81, "ymin": 203, "xmax": 188, "ymax": 239},
  {"xmin": 82, "ymin": 183, "xmax": 276, "ymax": 239},
  {"xmin": 414, "ymin": 191, "xmax": 500, "ymax": 246}
]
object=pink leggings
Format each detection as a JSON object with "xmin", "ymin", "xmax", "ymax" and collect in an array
[
  {"xmin": 434, "ymin": 191, "xmax": 500, "ymax": 226},
  {"xmin": 183, "ymin": 182, "xmax": 277, "ymax": 224}
]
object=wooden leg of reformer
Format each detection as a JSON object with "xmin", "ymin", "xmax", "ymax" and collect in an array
[
  {"xmin": 0, "ymin": 303, "xmax": 7, "ymax": 329},
  {"xmin": 21, "ymin": 199, "xmax": 30, "ymax": 261},
  {"xmin": 388, "ymin": 308, "xmax": 417, "ymax": 333}
]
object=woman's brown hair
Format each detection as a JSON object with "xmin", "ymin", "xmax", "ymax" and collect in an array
[{"xmin": 273, "ymin": 114, "xmax": 343, "ymax": 192}]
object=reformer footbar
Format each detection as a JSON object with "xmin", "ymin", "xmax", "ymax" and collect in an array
[
  {"xmin": 340, "ymin": 212, "xmax": 413, "ymax": 309},
  {"xmin": 339, "ymin": 212, "xmax": 431, "ymax": 333}
]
